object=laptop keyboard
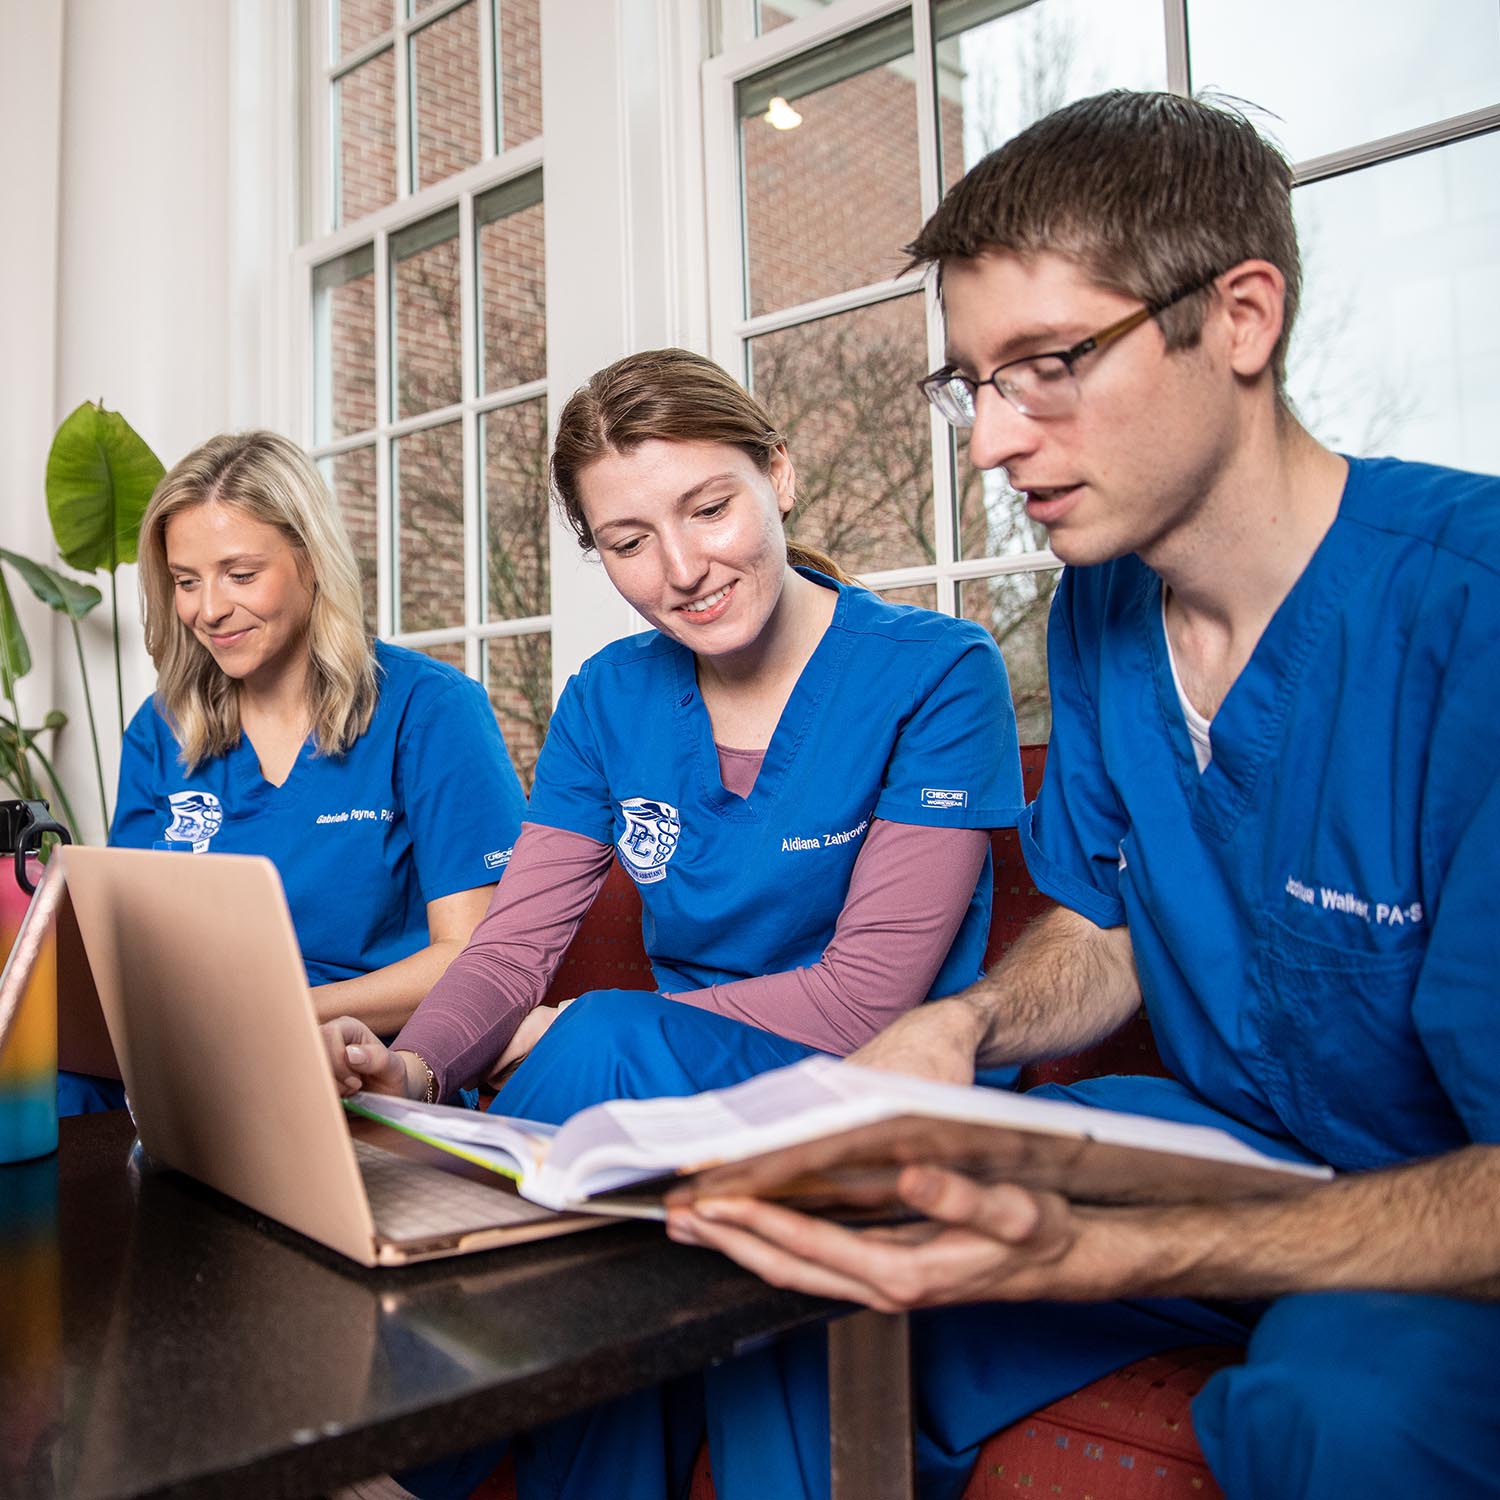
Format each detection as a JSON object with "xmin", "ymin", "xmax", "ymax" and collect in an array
[{"xmin": 353, "ymin": 1137, "xmax": 535, "ymax": 1241}]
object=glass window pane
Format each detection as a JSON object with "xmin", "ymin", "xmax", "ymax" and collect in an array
[
  {"xmin": 958, "ymin": 571, "xmax": 1056, "ymax": 745},
  {"xmin": 738, "ymin": 14, "xmax": 921, "ymax": 316},
  {"xmin": 956, "ymin": 435, "xmax": 1050, "ymax": 561},
  {"xmin": 391, "ymin": 208, "xmax": 463, "ymax": 420},
  {"xmin": 335, "ymin": 0, "xmax": 393, "ymax": 58},
  {"xmin": 1186, "ymin": 1, "xmax": 1500, "ymax": 164},
  {"xmin": 934, "ymin": 0, "xmax": 1167, "ymax": 193},
  {"xmin": 408, "ymin": 0, "xmax": 446, "ymax": 15},
  {"xmin": 481, "ymin": 399, "xmax": 549, "ymax": 623},
  {"xmin": 410, "ymin": 2, "xmax": 483, "ymax": 193},
  {"xmin": 323, "ymin": 445, "xmax": 379, "ymax": 637},
  {"xmin": 1287, "ymin": 133, "xmax": 1500, "ymax": 477},
  {"xmin": 334, "ymin": 47, "xmax": 397, "ymax": 227},
  {"xmin": 875, "ymin": 583, "xmax": 936, "ymax": 610},
  {"xmin": 415, "ymin": 640, "xmax": 467, "ymax": 669},
  {"xmin": 313, "ymin": 247, "xmax": 377, "ymax": 443},
  {"xmin": 394, "ymin": 420, "xmax": 467, "ymax": 632},
  {"xmin": 485, "ymin": 634, "xmax": 550, "ymax": 791},
  {"xmin": 498, "ymin": 0, "xmax": 542, "ymax": 149},
  {"xmin": 477, "ymin": 173, "xmax": 546, "ymax": 393},
  {"xmin": 749, "ymin": 294, "xmax": 933, "ymax": 576}
]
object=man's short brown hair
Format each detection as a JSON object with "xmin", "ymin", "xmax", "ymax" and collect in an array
[{"xmin": 907, "ymin": 90, "xmax": 1301, "ymax": 387}]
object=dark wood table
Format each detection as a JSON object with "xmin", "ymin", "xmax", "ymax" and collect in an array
[{"xmin": 0, "ymin": 1113, "xmax": 913, "ymax": 1500}]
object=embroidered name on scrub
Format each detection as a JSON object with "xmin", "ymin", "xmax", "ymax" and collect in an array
[
  {"xmin": 1284, "ymin": 875, "xmax": 1423, "ymax": 927},
  {"xmin": 781, "ymin": 816, "xmax": 870, "ymax": 853},
  {"xmin": 315, "ymin": 808, "xmax": 393, "ymax": 824}
]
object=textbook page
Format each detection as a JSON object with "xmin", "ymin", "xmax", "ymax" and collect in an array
[
  {"xmin": 344, "ymin": 1093, "xmax": 557, "ymax": 1183},
  {"xmin": 347, "ymin": 1057, "xmax": 1332, "ymax": 1214},
  {"xmin": 531, "ymin": 1058, "xmax": 1331, "ymax": 1210}
]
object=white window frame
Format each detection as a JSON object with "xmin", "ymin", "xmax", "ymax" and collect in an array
[
  {"xmin": 297, "ymin": 2, "xmax": 551, "ymax": 707},
  {"xmin": 701, "ymin": 0, "xmax": 1500, "ymax": 616},
  {"xmin": 702, "ymin": 0, "xmax": 1071, "ymax": 619},
  {"xmin": 294, "ymin": 0, "xmax": 717, "ymax": 700}
]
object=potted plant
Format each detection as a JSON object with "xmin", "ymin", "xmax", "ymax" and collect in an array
[{"xmin": 0, "ymin": 401, "xmax": 164, "ymax": 838}]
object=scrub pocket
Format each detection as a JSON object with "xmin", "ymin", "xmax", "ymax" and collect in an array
[{"xmin": 1250, "ymin": 912, "xmax": 1426, "ymax": 1171}]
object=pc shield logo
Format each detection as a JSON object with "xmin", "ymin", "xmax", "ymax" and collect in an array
[
  {"xmin": 162, "ymin": 790, "xmax": 224, "ymax": 853},
  {"xmin": 616, "ymin": 797, "xmax": 681, "ymax": 885}
]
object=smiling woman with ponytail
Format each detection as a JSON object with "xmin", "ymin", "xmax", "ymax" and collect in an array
[{"xmin": 321, "ymin": 347, "xmax": 1026, "ymax": 1500}]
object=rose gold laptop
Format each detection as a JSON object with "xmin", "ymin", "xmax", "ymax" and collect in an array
[{"xmin": 55, "ymin": 845, "xmax": 592, "ymax": 1266}]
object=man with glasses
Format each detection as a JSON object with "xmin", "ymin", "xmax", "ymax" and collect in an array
[{"xmin": 672, "ymin": 90, "xmax": 1500, "ymax": 1499}]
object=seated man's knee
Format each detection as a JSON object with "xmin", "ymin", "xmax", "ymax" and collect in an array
[{"xmin": 1195, "ymin": 1293, "xmax": 1500, "ymax": 1497}]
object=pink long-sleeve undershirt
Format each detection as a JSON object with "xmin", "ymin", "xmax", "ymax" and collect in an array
[{"xmin": 392, "ymin": 747, "xmax": 990, "ymax": 1100}]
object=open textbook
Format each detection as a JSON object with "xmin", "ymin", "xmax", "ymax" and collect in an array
[{"xmin": 344, "ymin": 1056, "xmax": 1332, "ymax": 1219}]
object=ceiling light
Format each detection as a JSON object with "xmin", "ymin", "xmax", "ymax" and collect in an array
[{"xmin": 764, "ymin": 96, "xmax": 803, "ymax": 131}]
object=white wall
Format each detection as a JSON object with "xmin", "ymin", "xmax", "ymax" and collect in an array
[
  {"xmin": 1, "ymin": 0, "xmax": 293, "ymax": 843},
  {"xmin": 1, "ymin": 1, "xmax": 69, "ymax": 814},
  {"xmin": 540, "ymin": 0, "xmax": 712, "ymax": 689}
]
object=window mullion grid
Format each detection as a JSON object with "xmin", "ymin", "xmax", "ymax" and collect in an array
[
  {"xmin": 702, "ymin": 51, "xmax": 745, "ymax": 376},
  {"xmin": 308, "ymin": 261, "xmax": 331, "ymax": 443},
  {"xmin": 731, "ymin": 272, "xmax": 924, "ymax": 345},
  {"xmin": 729, "ymin": 0, "xmax": 911, "ymax": 74},
  {"xmin": 475, "ymin": 376, "xmax": 548, "ymax": 416},
  {"xmin": 706, "ymin": 0, "xmax": 916, "ymax": 383},
  {"xmin": 310, "ymin": 7, "xmax": 333, "ymax": 236},
  {"xmin": 908, "ymin": 0, "xmax": 957, "ymax": 613},
  {"xmin": 460, "ymin": 187, "xmax": 481, "ymax": 680},
  {"xmin": 860, "ymin": 550, "xmax": 1061, "ymax": 593},
  {"xmin": 374, "ymin": 224, "xmax": 395, "ymax": 639},
  {"xmin": 394, "ymin": 5, "xmax": 413, "ymax": 198},
  {"xmin": 479, "ymin": 0, "xmax": 499, "ymax": 159},
  {"xmin": 1292, "ymin": 107, "xmax": 1500, "ymax": 187}
]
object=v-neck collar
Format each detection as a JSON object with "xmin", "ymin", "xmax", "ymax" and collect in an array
[
  {"xmin": 228, "ymin": 729, "xmax": 313, "ymax": 800},
  {"xmin": 672, "ymin": 572, "xmax": 853, "ymax": 821},
  {"xmin": 1144, "ymin": 458, "xmax": 1376, "ymax": 841}
]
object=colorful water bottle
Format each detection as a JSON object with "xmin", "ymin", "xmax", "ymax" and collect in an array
[{"xmin": 0, "ymin": 800, "xmax": 69, "ymax": 1164}]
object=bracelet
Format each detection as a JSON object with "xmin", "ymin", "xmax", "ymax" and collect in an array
[{"xmin": 408, "ymin": 1051, "xmax": 437, "ymax": 1104}]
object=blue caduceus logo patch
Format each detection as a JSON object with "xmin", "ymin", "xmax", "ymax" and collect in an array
[
  {"xmin": 616, "ymin": 797, "xmax": 682, "ymax": 885},
  {"xmin": 163, "ymin": 790, "xmax": 224, "ymax": 853}
]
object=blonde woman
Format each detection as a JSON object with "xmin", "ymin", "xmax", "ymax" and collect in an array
[{"xmin": 60, "ymin": 431, "xmax": 525, "ymax": 1114}]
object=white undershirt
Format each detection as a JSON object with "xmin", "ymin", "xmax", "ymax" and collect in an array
[{"xmin": 1162, "ymin": 592, "xmax": 1213, "ymax": 772}]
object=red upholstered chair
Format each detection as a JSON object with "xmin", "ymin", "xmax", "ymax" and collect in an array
[
  {"xmin": 539, "ymin": 856, "xmax": 660, "ymax": 1007},
  {"xmin": 476, "ymin": 744, "xmax": 1232, "ymax": 1500}
]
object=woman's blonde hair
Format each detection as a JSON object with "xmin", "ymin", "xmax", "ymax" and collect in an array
[
  {"xmin": 137, "ymin": 431, "xmax": 377, "ymax": 770},
  {"xmin": 550, "ymin": 348, "xmax": 854, "ymax": 584}
]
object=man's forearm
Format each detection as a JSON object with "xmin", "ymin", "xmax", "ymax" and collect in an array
[
  {"xmin": 1094, "ymin": 1144, "xmax": 1500, "ymax": 1303},
  {"xmin": 958, "ymin": 904, "xmax": 1141, "ymax": 1070}
]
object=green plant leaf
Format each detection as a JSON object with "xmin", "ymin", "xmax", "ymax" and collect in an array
[
  {"xmin": 0, "ymin": 547, "xmax": 103, "ymax": 619},
  {"xmin": 0, "ymin": 569, "xmax": 33, "ymax": 694},
  {"xmin": 45, "ymin": 401, "xmax": 165, "ymax": 573}
]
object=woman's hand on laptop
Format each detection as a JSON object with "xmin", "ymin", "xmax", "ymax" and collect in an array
[{"xmin": 321, "ymin": 1016, "xmax": 421, "ymax": 1098}]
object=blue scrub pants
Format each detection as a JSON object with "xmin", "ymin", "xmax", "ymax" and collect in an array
[
  {"xmin": 57, "ymin": 1070, "xmax": 127, "ymax": 1116},
  {"xmin": 398, "ymin": 989, "xmax": 822, "ymax": 1500},
  {"xmin": 447, "ymin": 1037, "xmax": 1500, "ymax": 1500},
  {"xmin": 705, "ymin": 1288, "xmax": 1500, "ymax": 1500}
]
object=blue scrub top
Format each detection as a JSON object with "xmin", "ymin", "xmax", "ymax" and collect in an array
[
  {"xmin": 111, "ymin": 641, "xmax": 526, "ymax": 986},
  {"xmin": 1020, "ymin": 457, "xmax": 1500, "ymax": 1171},
  {"xmin": 527, "ymin": 571, "xmax": 1026, "ymax": 1000}
]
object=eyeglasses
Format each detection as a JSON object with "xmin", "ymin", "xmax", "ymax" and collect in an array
[{"xmin": 918, "ymin": 272, "xmax": 1221, "ymax": 427}]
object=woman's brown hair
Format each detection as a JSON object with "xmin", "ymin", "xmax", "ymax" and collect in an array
[{"xmin": 550, "ymin": 348, "xmax": 853, "ymax": 582}]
